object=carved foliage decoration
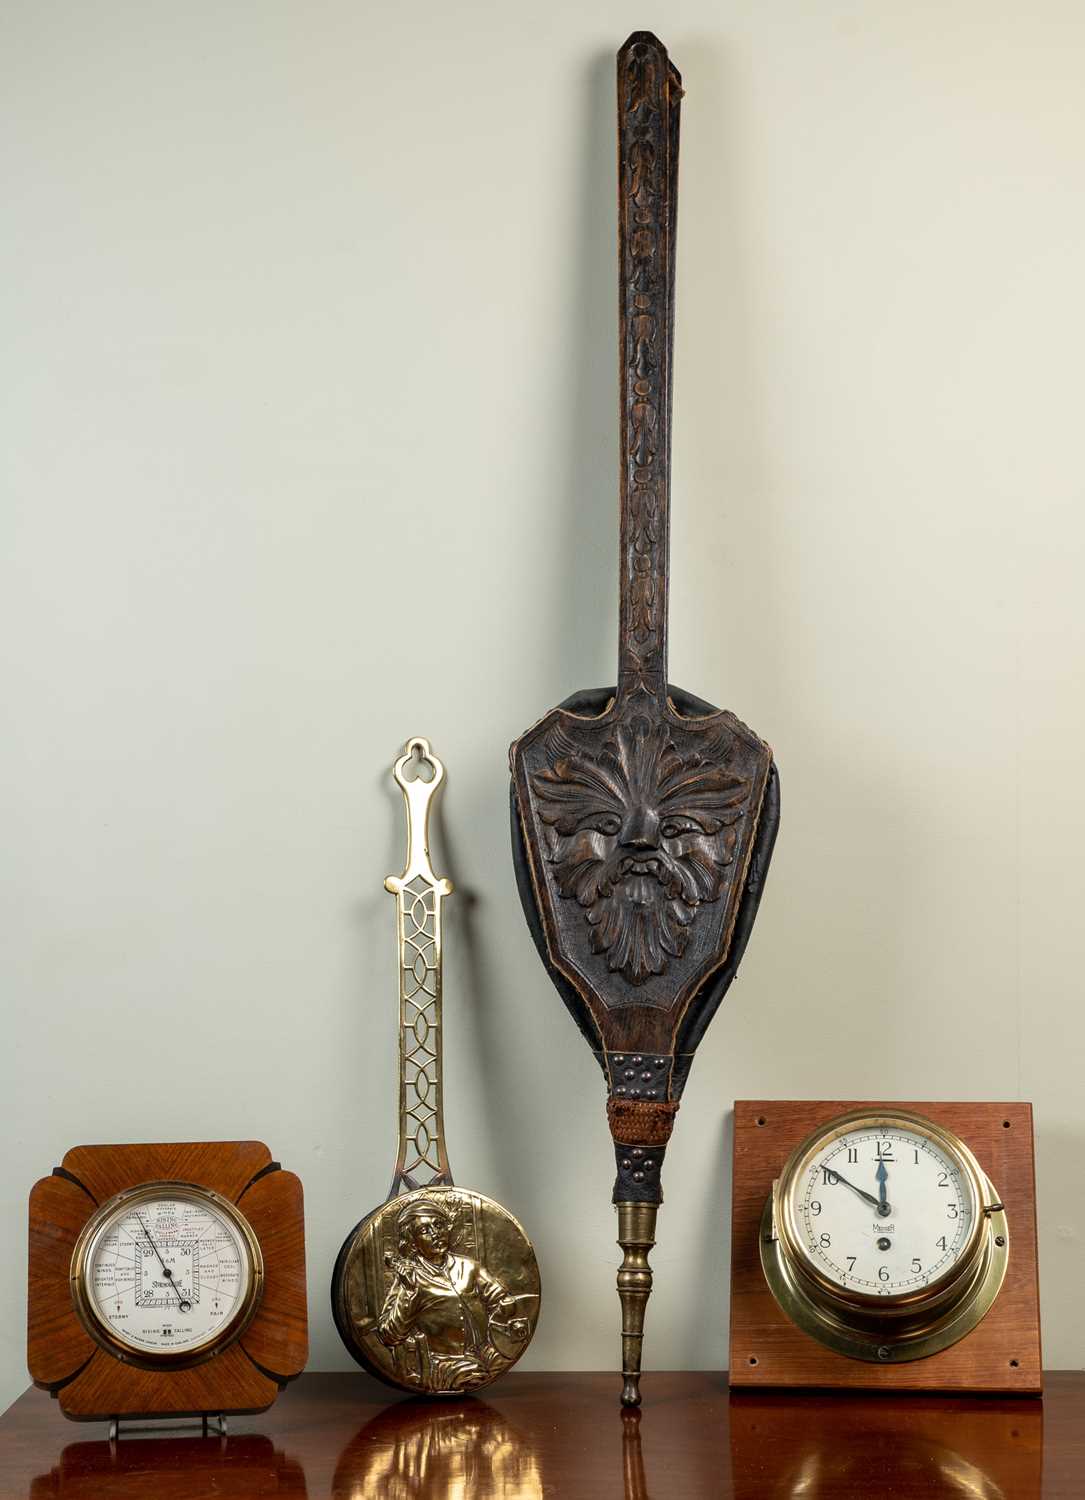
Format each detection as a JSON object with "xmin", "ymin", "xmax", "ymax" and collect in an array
[
  {"xmin": 619, "ymin": 38, "xmax": 676, "ymax": 702},
  {"xmin": 530, "ymin": 716, "xmax": 750, "ymax": 985}
]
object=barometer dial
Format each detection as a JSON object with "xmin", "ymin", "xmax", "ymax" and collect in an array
[{"xmin": 71, "ymin": 1183, "xmax": 263, "ymax": 1366}]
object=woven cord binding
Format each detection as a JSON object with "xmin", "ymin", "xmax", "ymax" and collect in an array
[{"xmin": 607, "ymin": 1098, "xmax": 680, "ymax": 1146}]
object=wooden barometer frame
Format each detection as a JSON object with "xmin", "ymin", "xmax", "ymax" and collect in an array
[{"xmin": 28, "ymin": 1141, "xmax": 307, "ymax": 1421}]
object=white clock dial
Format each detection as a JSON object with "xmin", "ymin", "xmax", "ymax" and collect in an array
[
  {"xmin": 785, "ymin": 1124, "xmax": 977, "ymax": 1298},
  {"xmin": 73, "ymin": 1186, "xmax": 261, "ymax": 1361}
]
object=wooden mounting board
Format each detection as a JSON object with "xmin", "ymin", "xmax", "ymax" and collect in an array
[
  {"xmin": 728, "ymin": 1100, "xmax": 1041, "ymax": 1393},
  {"xmin": 28, "ymin": 1141, "xmax": 308, "ymax": 1421}
]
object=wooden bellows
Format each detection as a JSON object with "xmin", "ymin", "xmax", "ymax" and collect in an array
[{"xmin": 510, "ymin": 32, "xmax": 780, "ymax": 1403}]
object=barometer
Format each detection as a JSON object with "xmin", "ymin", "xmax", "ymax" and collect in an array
[
  {"xmin": 761, "ymin": 1109, "xmax": 1008, "ymax": 1364},
  {"xmin": 28, "ymin": 1140, "xmax": 307, "ymax": 1420}
]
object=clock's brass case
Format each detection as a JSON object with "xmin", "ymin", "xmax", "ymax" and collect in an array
[
  {"xmin": 70, "ymin": 1181, "xmax": 265, "ymax": 1371},
  {"xmin": 760, "ymin": 1109, "xmax": 1009, "ymax": 1364}
]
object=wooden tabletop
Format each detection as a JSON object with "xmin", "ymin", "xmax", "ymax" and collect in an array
[{"xmin": 1, "ymin": 1369, "xmax": 1079, "ymax": 1498}]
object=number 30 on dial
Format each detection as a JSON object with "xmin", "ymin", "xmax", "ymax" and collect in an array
[{"xmin": 761, "ymin": 1110, "xmax": 1008, "ymax": 1364}]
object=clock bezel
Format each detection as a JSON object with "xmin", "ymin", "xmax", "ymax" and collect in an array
[
  {"xmin": 775, "ymin": 1108, "xmax": 988, "ymax": 1312},
  {"xmin": 70, "ymin": 1181, "xmax": 265, "ymax": 1371},
  {"xmin": 762, "ymin": 1107, "xmax": 1009, "ymax": 1364}
]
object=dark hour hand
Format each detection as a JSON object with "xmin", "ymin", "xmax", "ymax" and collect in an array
[
  {"xmin": 874, "ymin": 1159, "xmax": 890, "ymax": 1217},
  {"xmin": 825, "ymin": 1170, "xmax": 883, "ymax": 1211}
]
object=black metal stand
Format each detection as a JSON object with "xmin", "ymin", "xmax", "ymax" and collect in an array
[{"xmin": 107, "ymin": 1414, "xmax": 227, "ymax": 1443}]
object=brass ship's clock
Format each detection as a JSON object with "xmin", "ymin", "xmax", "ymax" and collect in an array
[
  {"xmin": 760, "ymin": 1109, "xmax": 1008, "ymax": 1365},
  {"xmin": 729, "ymin": 1101, "xmax": 1041, "ymax": 1393}
]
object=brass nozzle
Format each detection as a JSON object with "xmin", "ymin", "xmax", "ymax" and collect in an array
[{"xmin": 616, "ymin": 1201, "xmax": 658, "ymax": 1407}]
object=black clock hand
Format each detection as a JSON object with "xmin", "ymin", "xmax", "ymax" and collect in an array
[
  {"xmin": 874, "ymin": 1159, "xmax": 890, "ymax": 1218},
  {"xmin": 825, "ymin": 1169, "xmax": 890, "ymax": 1215},
  {"xmin": 135, "ymin": 1213, "xmax": 193, "ymax": 1314}
]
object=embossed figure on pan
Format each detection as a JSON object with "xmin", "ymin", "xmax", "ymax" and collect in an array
[{"xmin": 375, "ymin": 1197, "xmax": 530, "ymax": 1392}]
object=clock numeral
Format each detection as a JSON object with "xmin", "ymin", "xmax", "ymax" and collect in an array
[
  {"xmin": 809, "ymin": 1200, "xmax": 822, "ymax": 1216},
  {"xmin": 936, "ymin": 1236, "xmax": 948, "ymax": 1251},
  {"xmin": 846, "ymin": 1256, "xmax": 857, "ymax": 1272},
  {"xmin": 878, "ymin": 1265, "xmax": 890, "ymax": 1282},
  {"xmin": 937, "ymin": 1171, "xmax": 950, "ymax": 1188},
  {"xmin": 911, "ymin": 1257, "xmax": 922, "ymax": 1273},
  {"xmin": 876, "ymin": 1142, "xmax": 895, "ymax": 1162},
  {"xmin": 846, "ymin": 1148, "xmax": 858, "ymax": 1164},
  {"xmin": 914, "ymin": 1149, "xmax": 919, "ymax": 1164},
  {"xmin": 946, "ymin": 1203, "xmax": 959, "ymax": 1219},
  {"xmin": 822, "ymin": 1168, "xmax": 839, "ymax": 1186},
  {"xmin": 819, "ymin": 1232, "xmax": 831, "ymax": 1248}
]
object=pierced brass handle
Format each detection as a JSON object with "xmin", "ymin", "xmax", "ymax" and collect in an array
[{"xmin": 386, "ymin": 738, "xmax": 454, "ymax": 1198}]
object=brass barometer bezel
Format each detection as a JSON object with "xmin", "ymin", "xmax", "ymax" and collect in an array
[
  {"xmin": 70, "ymin": 1180, "xmax": 265, "ymax": 1371},
  {"xmin": 760, "ymin": 1109, "xmax": 1009, "ymax": 1364}
]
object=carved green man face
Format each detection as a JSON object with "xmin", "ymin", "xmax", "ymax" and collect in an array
[{"xmin": 531, "ymin": 717, "xmax": 751, "ymax": 985}]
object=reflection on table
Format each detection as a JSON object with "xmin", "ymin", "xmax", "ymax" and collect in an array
[
  {"xmin": 332, "ymin": 1395, "xmax": 542, "ymax": 1500},
  {"xmin": 3, "ymin": 1371, "xmax": 1069, "ymax": 1500},
  {"xmin": 30, "ymin": 1432, "xmax": 306, "ymax": 1498},
  {"xmin": 729, "ymin": 1389, "xmax": 1043, "ymax": 1500}
]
